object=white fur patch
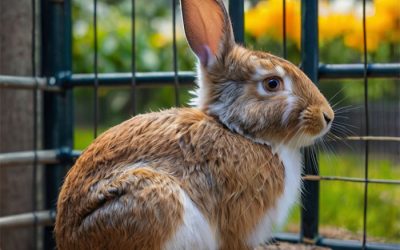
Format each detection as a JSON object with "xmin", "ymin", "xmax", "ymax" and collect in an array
[
  {"xmin": 163, "ymin": 189, "xmax": 217, "ymax": 250},
  {"xmin": 275, "ymin": 65, "xmax": 286, "ymax": 78},
  {"xmin": 282, "ymin": 95, "xmax": 297, "ymax": 125},
  {"xmin": 274, "ymin": 146, "xmax": 302, "ymax": 227},
  {"xmin": 189, "ymin": 64, "xmax": 207, "ymax": 108},
  {"xmin": 252, "ymin": 66, "xmax": 271, "ymax": 81},
  {"xmin": 246, "ymin": 211, "xmax": 274, "ymax": 247},
  {"xmin": 283, "ymin": 76, "xmax": 293, "ymax": 92},
  {"xmin": 246, "ymin": 146, "xmax": 302, "ymax": 246}
]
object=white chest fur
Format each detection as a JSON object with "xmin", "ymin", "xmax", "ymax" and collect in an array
[{"xmin": 247, "ymin": 146, "xmax": 302, "ymax": 246}]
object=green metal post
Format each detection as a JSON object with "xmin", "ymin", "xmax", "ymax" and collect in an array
[
  {"xmin": 41, "ymin": 0, "xmax": 73, "ymax": 248},
  {"xmin": 229, "ymin": 0, "xmax": 245, "ymax": 44},
  {"xmin": 300, "ymin": 0, "xmax": 320, "ymax": 243}
]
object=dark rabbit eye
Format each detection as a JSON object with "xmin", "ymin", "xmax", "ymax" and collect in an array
[{"xmin": 263, "ymin": 77, "xmax": 282, "ymax": 92}]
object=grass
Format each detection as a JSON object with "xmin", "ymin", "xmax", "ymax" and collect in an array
[{"xmin": 74, "ymin": 127, "xmax": 400, "ymax": 243}]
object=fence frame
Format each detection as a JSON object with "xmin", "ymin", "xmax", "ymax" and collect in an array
[{"xmin": 40, "ymin": 0, "xmax": 73, "ymax": 247}]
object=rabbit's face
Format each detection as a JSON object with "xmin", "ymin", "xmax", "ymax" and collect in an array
[
  {"xmin": 193, "ymin": 45, "xmax": 334, "ymax": 148},
  {"xmin": 182, "ymin": 0, "xmax": 333, "ymax": 148}
]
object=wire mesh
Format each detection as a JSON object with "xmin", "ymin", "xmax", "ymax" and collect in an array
[
  {"xmin": 362, "ymin": 0, "xmax": 370, "ymax": 248},
  {"xmin": 131, "ymin": 0, "xmax": 137, "ymax": 115},
  {"xmin": 172, "ymin": 0, "xmax": 180, "ymax": 106},
  {"xmin": 93, "ymin": 0, "xmax": 99, "ymax": 138},
  {"xmin": 282, "ymin": 0, "xmax": 287, "ymax": 59},
  {"xmin": 31, "ymin": 0, "xmax": 38, "ymax": 247}
]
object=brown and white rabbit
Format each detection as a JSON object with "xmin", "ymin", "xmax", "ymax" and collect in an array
[{"xmin": 55, "ymin": 0, "xmax": 334, "ymax": 249}]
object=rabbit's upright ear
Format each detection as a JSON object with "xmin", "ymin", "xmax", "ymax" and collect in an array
[{"xmin": 181, "ymin": 0, "xmax": 235, "ymax": 67}]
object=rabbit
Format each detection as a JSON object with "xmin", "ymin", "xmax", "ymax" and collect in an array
[{"xmin": 55, "ymin": 0, "xmax": 334, "ymax": 249}]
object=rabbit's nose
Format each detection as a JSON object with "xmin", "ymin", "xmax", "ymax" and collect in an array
[{"xmin": 323, "ymin": 112, "xmax": 332, "ymax": 125}]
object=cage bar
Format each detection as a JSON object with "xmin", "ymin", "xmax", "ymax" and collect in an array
[
  {"xmin": 361, "ymin": 0, "xmax": 370, "ymax": 247},
  {"xmin": 302, "ymin": 175, "xmax": 400, "ymax": 185},
  {"xmin": 130, "ymin": 0, "xmax": 137, "ymax": 115},
  {"xmin": 40, "ymin": 0, "xmax": 74, "ymax": 247},
  {"xmin": 1, "ymin": 64, "xmax": 397, "ymax": 91},
  {"xmin": 0, "ymin": 75, "xmax": 59, "ymax": 91},
  {"xmin": 66, "ymin": 63, "xmax": 399, "ymax": 88},
  {"xmin": 0, "ymin": 210, "xmax": 55, "ymax": 228},
  {"xmin": 274, "ymin": 233, "xmax": 400, "ymax": 250},
  {"xmin": 0, "ymin": 149, "xmax": 81, "ymax": 166},
  {"xmin": 93, "ymin": 0, "xmax": 99, "ymax": 138},
  {"xmin": 69, "ymin": 72, "xmax": 196, "ymax": 87},
  {"xmin": 172, "ymin": 0, "xmax": 180, "ymax": 106},
  {"xmin": 300, "ymin": 0, "xmax": 320, "ymax": 243},
  {"xmin": 319, "ymin": 63, "xmax": 400, "ymax": 79},
  {"xmin": 0, "ymin": 150, "xmax": 58, "ymax": 165},
  {"xmin": 229, "ymin": 0, "xmax": 245, "ymax": 44}
]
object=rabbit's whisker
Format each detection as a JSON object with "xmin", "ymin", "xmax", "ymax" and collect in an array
[{"xmin": 328, "ymin": 87, "xmax": 345, "ymax": 104}]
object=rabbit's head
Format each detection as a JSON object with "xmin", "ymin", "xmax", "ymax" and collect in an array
[{"xmin": 181, "ymin": 0, "xmax": 334, "ymax": 148}]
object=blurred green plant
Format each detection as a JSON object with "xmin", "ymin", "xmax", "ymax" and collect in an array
[{"xmin": 72, "ymin": 0, "xmax": 195, "ymax": 126}]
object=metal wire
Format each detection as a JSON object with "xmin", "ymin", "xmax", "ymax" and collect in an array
[
  {"xmin": 0, "ymin": 76, "xmax": 60, "ymax": 91},
  {"xmin": 0, "ymin": 210, "xmax": 55, "ymax": 228},
  {"xmin": 282, "ymin": 0, "xmax": 287, "ymax": 59},
  {"xmin": 131, "ymin": 0, "xmax": 137, "ymax": 115},
  {"xmin": 345, "ymin": 136, "xmax": 400, "ymax": 142},
  {"xmin": 93, "ymin": 0, "xmax": 99, "ymax": 138},
  {"xmin": 172, "ymin": 0, "xmax": 180, "ymax": 106},
  {"xmin": 31, "ymin": 0, "xmax": 38, "ymax": 247},
  {"xmin": 0, "ymin": 150, "xmax": 76, "ymax": 165},
  {"xmin": 362, "ymin": 0, "xmax": 369, "ymax": 248},
  {"xmin": 303, "ymin": 175, "xmax": 400, "ymax": 185}
]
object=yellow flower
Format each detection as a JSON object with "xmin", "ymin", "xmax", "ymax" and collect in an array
[
  {"xmin": 245, "ymin": 0, "xmax": 399, "ymax": 52},
  {"xmin": 245, "ymin": 0, "xmax": 301, "ymax": 47},
  {"xmin": 319, "ymin": 13, "xmax": 356, "ymax": 44},
  {"xmin": 245, "ymin": 2, "xmax": 273, "ymax": 38},
  {"xmin": 376, "ymin": 0, "xmax": 400, "ymax": 43},
  {"xmin": 345, "ymin": 0, "xmax": 399, "ymax": 52}
]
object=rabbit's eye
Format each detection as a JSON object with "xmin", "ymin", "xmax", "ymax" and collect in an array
[{"xmin": 263, "ymin": 77, "xmax": 282, "ymax": 92}]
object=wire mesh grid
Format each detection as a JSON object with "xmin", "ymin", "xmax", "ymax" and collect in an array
[{"xmin": 0, "ymin": 0, "xmax": 399, "ymax": 249}]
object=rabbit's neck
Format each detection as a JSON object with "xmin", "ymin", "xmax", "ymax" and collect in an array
[{"xmin": 247, "ymin": 145, "xmax": 302, "ymax": 246}]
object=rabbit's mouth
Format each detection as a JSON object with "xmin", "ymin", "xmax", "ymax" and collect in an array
[
  {"xmin": 286, "ymin": 107, "xmax": 334, "ymax": 148},
  {"xmin": 288, "ymin": 128, "xmax": 330, "ymax": 148}
]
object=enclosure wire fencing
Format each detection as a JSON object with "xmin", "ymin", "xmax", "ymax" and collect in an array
[
  {"xmin": 93, "ymin": 0, "xmax": 99, "ymax": 138},
  {"xmin": 0, "ymin": 0, "xmax": 399, "ymax": 250},
  {"xmin": 131, "ymin": 0, "xmax": 137, "ymax": 115},
  {"xmin": 32, "ymin": 0, "xmax": 39, "ymax": 247},
  {"xmin": 362, "ymin": 0, "xmax": 370, "ymax": 248}
]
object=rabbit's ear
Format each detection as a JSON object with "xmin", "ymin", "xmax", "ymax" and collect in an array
[{"xmin": 181, "ymin": 0, "xmax": 235, "ymax": 67}]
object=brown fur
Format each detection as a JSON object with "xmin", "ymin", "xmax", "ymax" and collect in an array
[{"xmin": 56, "ymin": 109, "xmax": 284, "ymax": 249}]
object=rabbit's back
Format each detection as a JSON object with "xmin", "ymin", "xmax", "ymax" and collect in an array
[{"xmin": 55, "ymin": 108, "xmax": 285, "ymax": 249}]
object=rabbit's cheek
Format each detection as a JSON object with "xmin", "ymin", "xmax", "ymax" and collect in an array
[{"xmin": 301, "ymin": 107, "xmax": 326, "ymax": 137}]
